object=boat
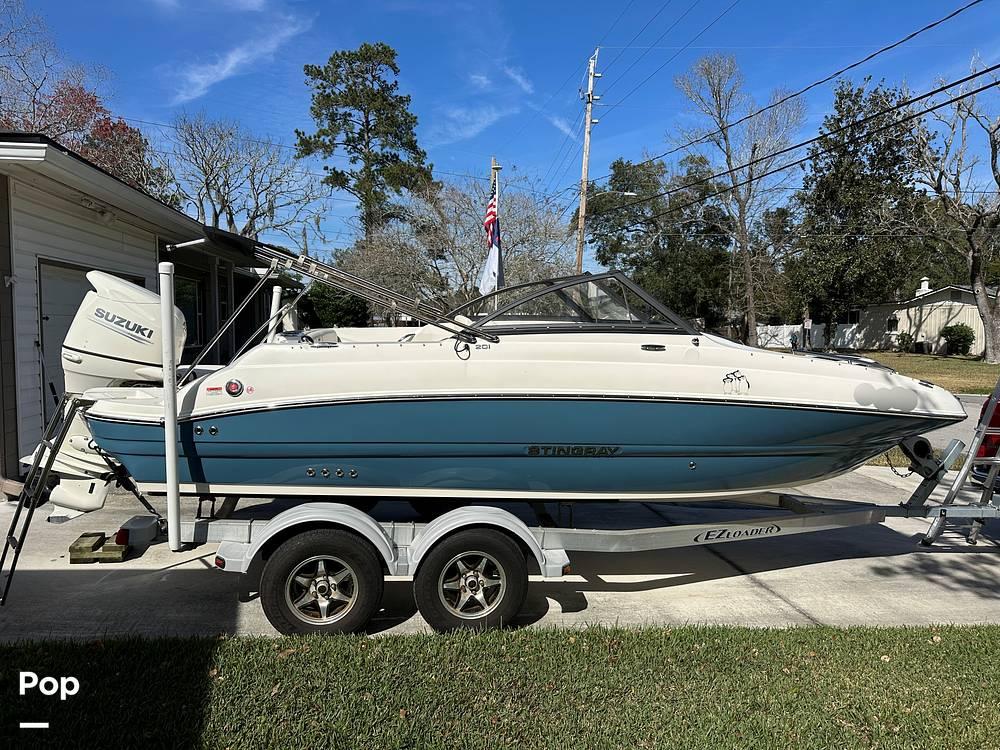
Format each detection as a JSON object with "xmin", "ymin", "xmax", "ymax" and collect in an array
[{"xmin": 62, "ymin": 261, "xmax": 965, "ymax": 506}]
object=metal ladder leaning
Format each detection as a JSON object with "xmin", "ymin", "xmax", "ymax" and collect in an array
[
  {"xmin": 923, "ymin": 375, "xmax": 1000, "ymax": 546},
  {"xmin": 0, "ymin": 393, "xmax": 90, "ymax": 605}
]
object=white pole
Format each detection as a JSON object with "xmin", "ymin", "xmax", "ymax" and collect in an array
[
  {"xmin": 266, "ymin": 285, "xmax": 282, "ymax": 342},
  {"xmin": 158, "ymin": 262, "xmax": 181, "ymax": 552}
]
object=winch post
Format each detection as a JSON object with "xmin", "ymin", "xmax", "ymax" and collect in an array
[{"xmin": 158, "ymin": 262, "xmax": 182, "ymax": 552}]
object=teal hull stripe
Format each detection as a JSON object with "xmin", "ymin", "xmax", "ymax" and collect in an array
[{"xmin": 86, "ymin": 398, "xmax": 955, "ymax": 495}]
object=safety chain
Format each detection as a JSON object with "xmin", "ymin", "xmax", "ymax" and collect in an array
[{"xmin": 886, "ymin": 450, "xmax": 914, "ymax": 478}]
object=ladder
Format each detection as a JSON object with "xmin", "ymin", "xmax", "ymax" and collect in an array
[
  {"xmin": 922, "ymin": 375, "xmax": 1000, "ymax": 545},
  {"xmin": 0, "ymin": 394, "xmax": 90, "ymax": 605}
]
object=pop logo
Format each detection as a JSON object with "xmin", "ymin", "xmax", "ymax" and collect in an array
[{"xmin": 19, "ymin": 672, "xmax": 79, "ymax": 701}]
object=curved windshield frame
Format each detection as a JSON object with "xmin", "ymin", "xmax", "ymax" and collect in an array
[{"xmin": 447, "ymin": 272, "xmax": 696, "ymax": 335}]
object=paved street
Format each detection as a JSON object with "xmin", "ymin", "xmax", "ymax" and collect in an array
[
  {"xmin": 2, "ymin": 463, "xmax": 999, "ymax": 640},
  {"xmin": 924, "ymin": 394, "xmax": 985, "ymax": 451}
]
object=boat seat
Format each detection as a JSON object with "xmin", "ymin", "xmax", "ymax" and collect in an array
[{"xmin": 308, "ymin": 328, "xmax": 340, "ymax": 343}]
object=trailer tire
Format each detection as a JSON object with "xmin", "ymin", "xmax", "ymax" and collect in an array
[
  {"xmin": 414, "ymin": 529, "xmax": 527, "ymax": 632},
  {"xmin": 260, "ymin": 529, "xmax": 384, "ymax": 635}
]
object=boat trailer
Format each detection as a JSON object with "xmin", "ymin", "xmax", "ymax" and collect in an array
[{"xmin": 5, "ymin": 260, "xmax": 1000, "ymax": 632}]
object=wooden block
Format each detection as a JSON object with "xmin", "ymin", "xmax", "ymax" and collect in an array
[
  {"xmin": 69, "ymin": 532, "xmax": 106, "ymax": 554},
  {"xmin": 68, "ymin": 533, "xmax": 127, "ymax": 564},
  {"xmin": 90, "ymin": 544, "xmax": 127, "ymax": 562}
]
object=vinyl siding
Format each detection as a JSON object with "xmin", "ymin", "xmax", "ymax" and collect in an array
[
  {"xmin": 0, "ymin": 174, "xmax": 16, "ymax": 478},
  {"xmin": 10, "ymin": 179, "xmax": 157, "ymax": 457}
]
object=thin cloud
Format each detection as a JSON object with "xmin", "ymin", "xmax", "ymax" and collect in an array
[
  {"xmin": 502, "ymin": 66, "xmax": 534, "ymax": 94},
  {"xmin": 547, "ymin": 115, "xmax": 578, "ymax": 140},
  {"xmin": 170, "ymin": 16, "xmax": 308, "ymax": 104},
  {"xmin": 468, "ymin": 73, "xmax": 492, "ymax": 90},
  {"xmin": 427, "ymin": 104, "xmax": 518, "ymax": 146}
]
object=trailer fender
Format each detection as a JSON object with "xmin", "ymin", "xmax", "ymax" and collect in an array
[
  {"xmin": 407, "ymin": 506, "xmax": 553, "ymax": 576},
  {"xmin": 235, "ymin": 502, "xmax": 398, "ymax": 575}
]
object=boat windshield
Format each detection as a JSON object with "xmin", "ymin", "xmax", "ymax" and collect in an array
[{"xmin": 447, "ymin": 273, "xmax": 695, "ymax": 334}]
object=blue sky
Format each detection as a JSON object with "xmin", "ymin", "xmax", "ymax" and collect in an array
[{"xmin": 30, "ymin": 0, "xmax": 1000, "ymax": 259}]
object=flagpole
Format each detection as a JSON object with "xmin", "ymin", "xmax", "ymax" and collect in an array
[{"xmin": 491, "ymin": 155, "xmax": 502, "ymax": 311}]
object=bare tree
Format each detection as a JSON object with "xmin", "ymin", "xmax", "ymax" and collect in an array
[
  {"xmin": 0, "ymin": 0, "xmax": 102, "ymax": 138},
  {"xmin": 0, "ymin": 0, "xmax": 178, "ymax": 201},
  {"xmin": 328, "ymin": 172, "xmax": 574, "ymax": 321},
  {"xmin": 675, "ymin": 54, "xmax": 805, "ymax": 345},
  {"xmin": 171, "ymin": 112, "xmax": 330, "ymax": 248},
  {"xmin": 895, "ymin": 61, "xmax": 1000, "ymax": 361},
  {"xmin": 415, "ymin": 175, "xmax": 574, "ymax": 305}
]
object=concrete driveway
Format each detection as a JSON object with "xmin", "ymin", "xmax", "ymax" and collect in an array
[{"xmin": 1, "ymin": 466, "xmax": 999, "ymax": 640}]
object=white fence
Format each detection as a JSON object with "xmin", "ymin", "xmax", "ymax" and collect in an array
[
  {"xmin": 756, "ymin": 324, "xmax": 878, "ymax": 350},
  {"xmin": 756, "ymin": 324, "xmax": 827, "ymax": 349}
]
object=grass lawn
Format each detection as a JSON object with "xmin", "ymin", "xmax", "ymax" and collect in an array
[
  {"xmin": 3, "ymin": 627, "xmax": 1000, "ymax": 749},
  {"xmin": 860, "ymin": 351, "xmax": 1000, "ymax": 394}
]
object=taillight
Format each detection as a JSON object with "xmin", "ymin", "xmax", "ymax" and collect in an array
[{"xmin": 977, "ymin": 401, "xmax": 1000, "ymax": 457}]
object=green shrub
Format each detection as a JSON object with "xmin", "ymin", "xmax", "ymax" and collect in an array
[
  {"xmin": 940, "ymin": 323, "xmax": 975, "ymax": 356},
  {"xmin": 896, "ymin": 332, "xmax": 914, "ymax": 353},
  {"xmin": 303, "ymin": 285, "xmax": 369, "ymax": 327}
]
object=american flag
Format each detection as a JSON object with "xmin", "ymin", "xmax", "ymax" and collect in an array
[
  {"xmin": 477, "ymin": 172, "xmax": 504, "ymax": 293},
  {"xmin": 483, "ymin": 177, "xmax": 500, "ymax": 251}
]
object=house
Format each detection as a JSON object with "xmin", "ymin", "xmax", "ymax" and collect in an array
[
  {"xmin": 758, "ymin": 277, "xmax": 995, "ymax": 356},
  {"xmin": 0, "ymin": 132, "xmax": 274, "ymax": 490}
]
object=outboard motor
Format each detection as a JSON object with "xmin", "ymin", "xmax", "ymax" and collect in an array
[
  {"xmin": 62, "ymin": 271, "xmax": 186, "ymax": 393},
  {"xmin": 30, "ymin": 272, "xmax": 186, "ymax": 520}
]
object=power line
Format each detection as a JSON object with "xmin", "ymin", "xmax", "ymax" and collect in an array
[
  {"xmin": 600, "ymin": 0, "xmax": 702, "ymax": 95},
  {"xmin": 551, "ymin": 142, "xmax": 586, "ymax": 199},
  {"xmin": 541, "ymin": 110, "xmax": 584, "ymax": 186},
  {"xmin": 587, "ymin": 0, "xmax": 988, "ymax": 184},
  {"xmin": 601, "ymin": 1, "xmax": 676, "ymax": 73},
  {"xmin": 596, "ymin": 0, "xmax": 639, "ymax": 47},
  {"xmin": 545, "ymin": 126, "xmax": 585, "ymax": 194},
  {"xmin": 601, "ymin": 0, "xmax": 744, "ymax": 112},
  {"xmin": 611, "ymin": 75, "xmax": 1000, "ymax": 231},
  {"xmin": 589, "ymin": 62, "xmax": 1000, "ymax": 221},
  {"xmin": 588, "ymin": 229, "xmax": 1000, "ymax": 238},
  {"xmin": 496, "ymin": 60, "xmax": 586, "ymax": 152},
  {"xmin": 6, "ymin": 93, "xmax": 566, "ymax": 199},
  {"xmin": 508, "ymin": 2, "xmax": 638, "ymax": 177}
]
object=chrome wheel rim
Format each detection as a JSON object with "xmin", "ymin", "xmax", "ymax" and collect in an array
[
  {"xmin": 284, "ymin": 555, "xmax": 357, "ymax": 625},
  {"xmin": 437, "ymin": 551, "xmax": 506, "ymax": 619}
]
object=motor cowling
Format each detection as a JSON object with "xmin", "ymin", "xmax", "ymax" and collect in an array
[{"xmin": 61, "ymin": 271, "xmax": 186, "ymax": 394}]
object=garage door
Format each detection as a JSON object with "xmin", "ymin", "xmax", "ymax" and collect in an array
[{"xmin": 37, "ymin": 262, "xmax": 94, "ymax": 421}]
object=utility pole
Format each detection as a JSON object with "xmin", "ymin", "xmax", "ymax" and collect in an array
[{"xmin": 575, "ymin": 47, "xmax": 601, "ymax": 274}]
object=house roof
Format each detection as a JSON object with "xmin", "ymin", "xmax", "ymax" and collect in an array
[
  {"xmin": 898, "ymin": 285, "xmax": 997, "ymax": 305},
  {"xmin": 0, "ymin": 130, "xmax": 203, "ymax": 239},
  {"xmin": 0, "ymin": 131, "xmax": 287, "ymax": 263},
  {"xmin": 860, "ymin": 284, "xmax": 996, "ymax": 309}
]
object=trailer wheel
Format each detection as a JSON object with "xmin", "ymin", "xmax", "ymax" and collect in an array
[
  {"xmin": 414, "ymin": 529, "xmax": 527, "ymax": 632},
  {"xmin": 260, "ymin": 529, "xmax": 384, "ymax": 635}
]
